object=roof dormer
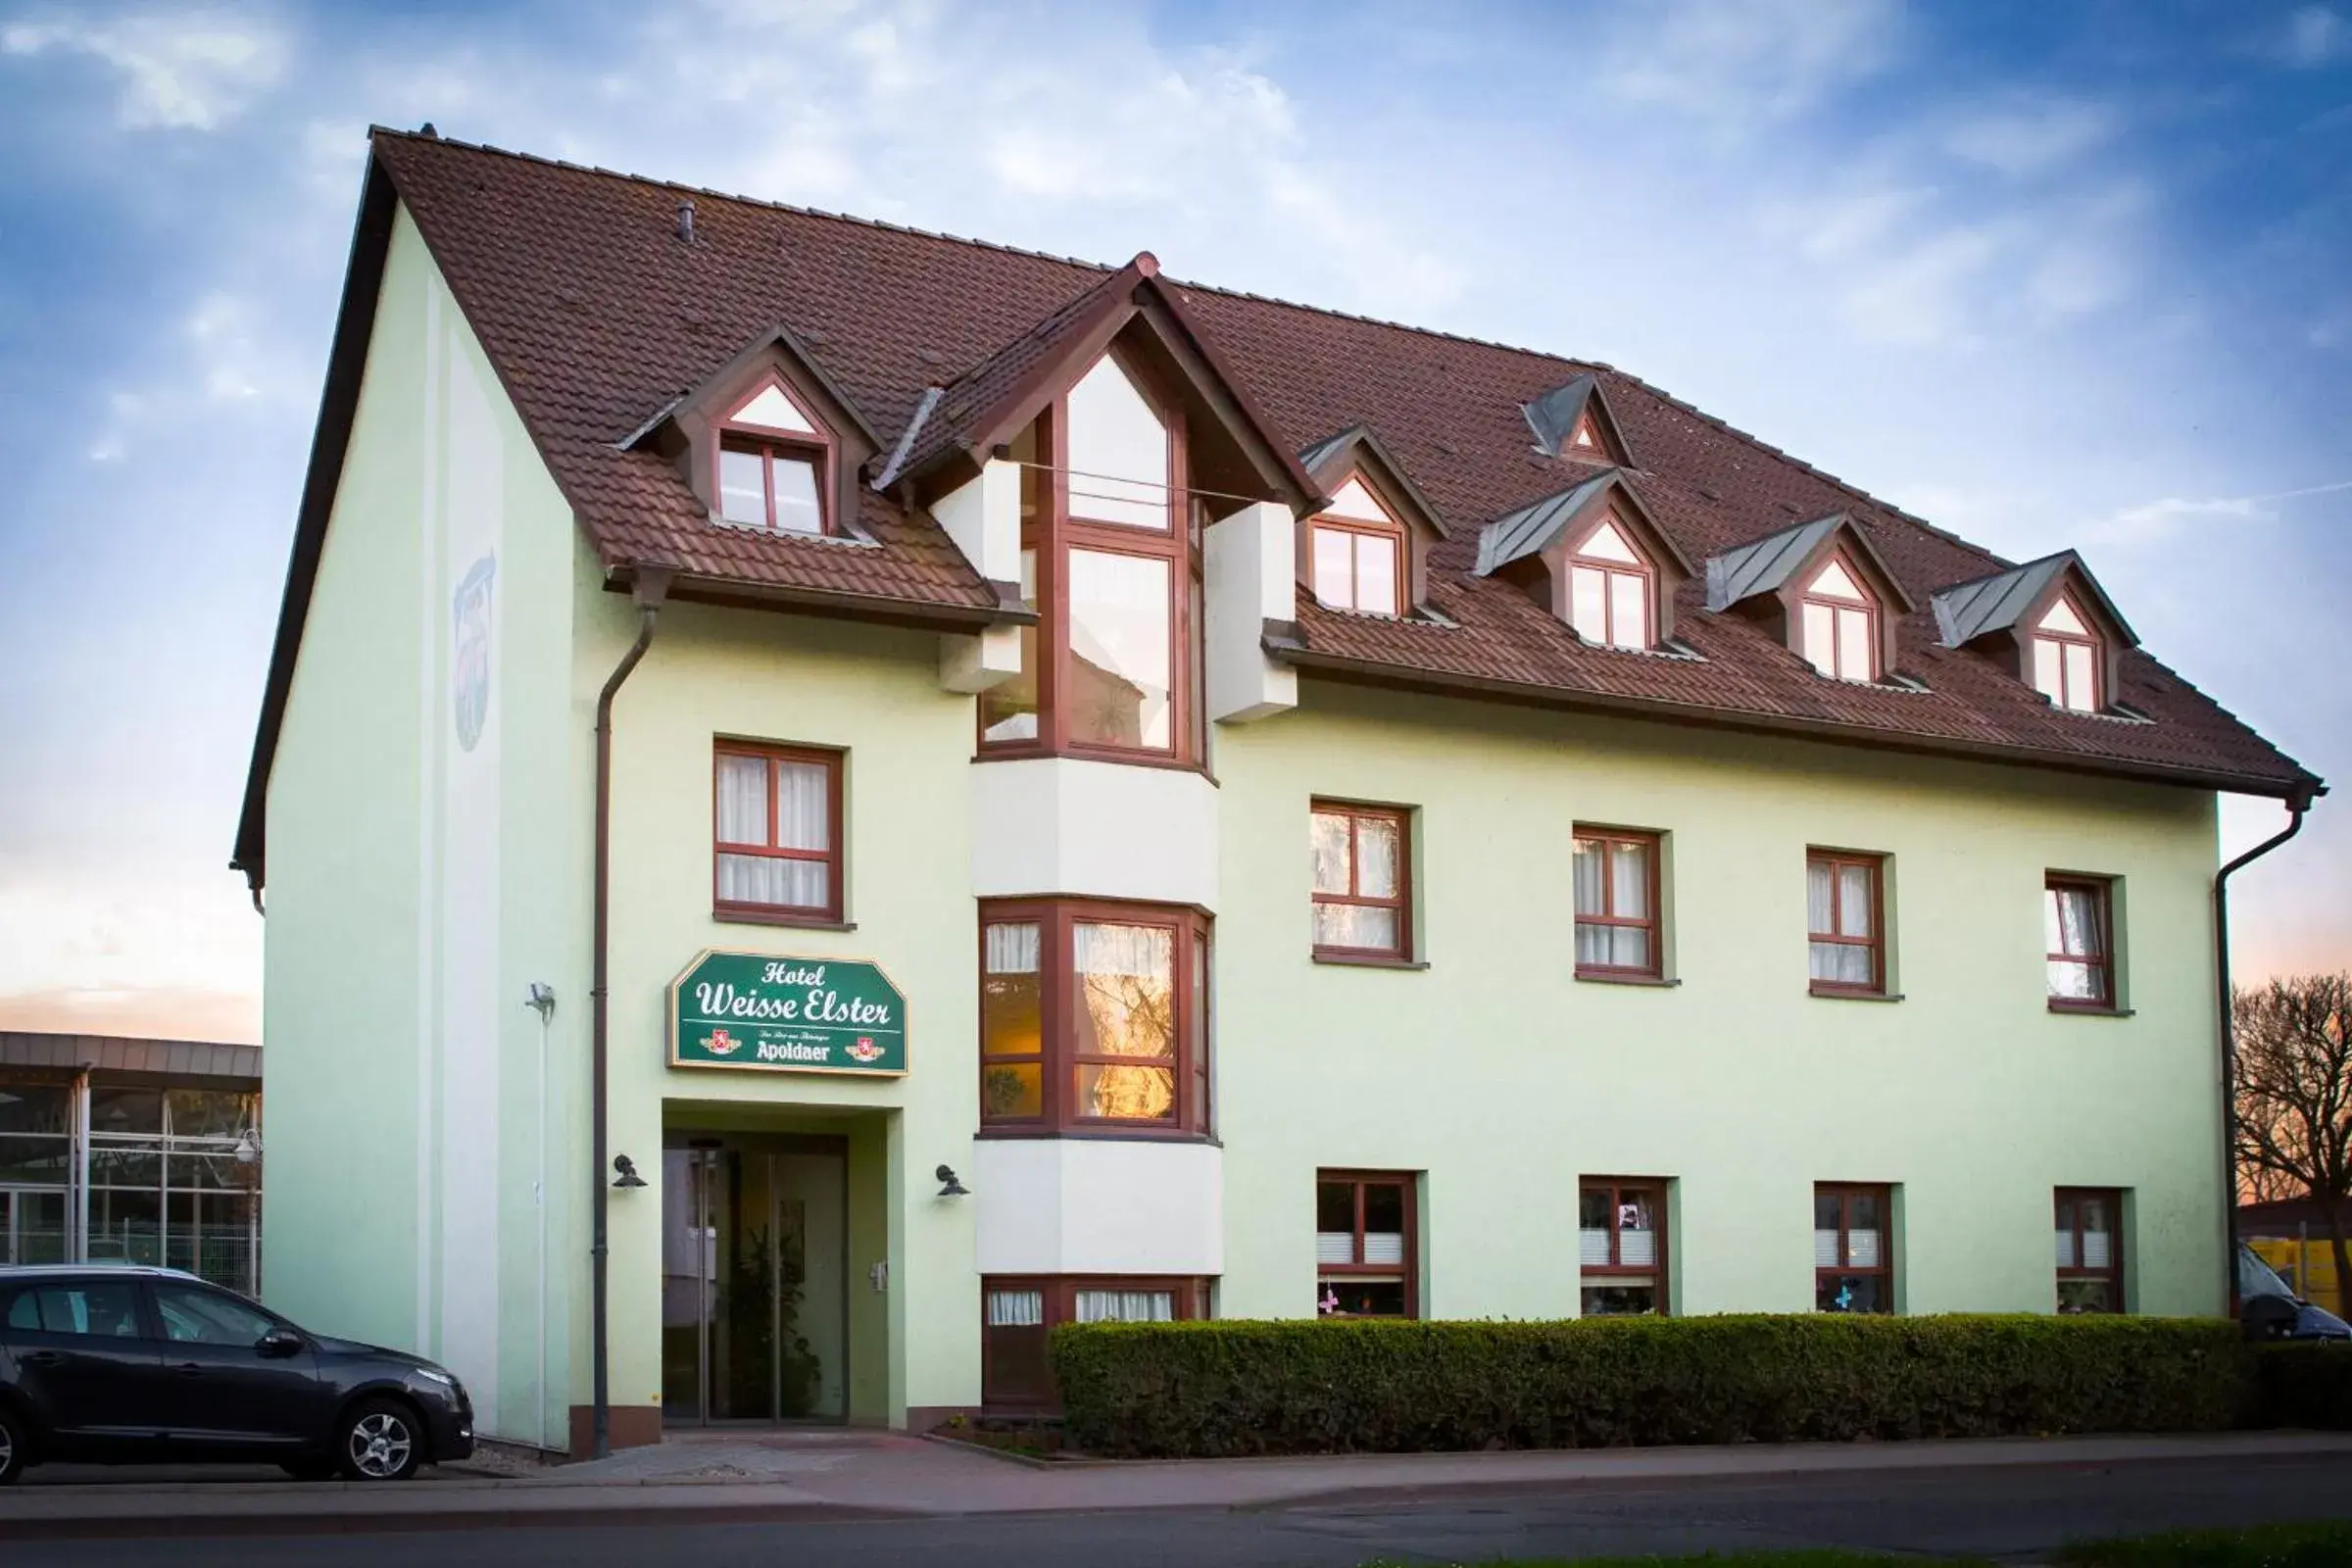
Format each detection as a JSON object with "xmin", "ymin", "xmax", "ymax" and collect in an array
[
  {"xmin": 1298, "ymin": 426, "xmax": 1446, "ymax": 617},
  {"xmin": 1522, "ymin": 372, "xmax": 1635, "ymax": 467},
  {"xmin": 1932, "ymin": 551, "xmax": 2137, "ymax": 714},
  {"xmin": 626, "ymin": 321, "xmax": 881, "ymax": 542},
  {"xmin": 1475, "ymin": 469, "xmax": 1692, "ymax": 649},
  {"xmin": 1705, "ymin": 513, "xmax": 1915, "ymax": 683}
]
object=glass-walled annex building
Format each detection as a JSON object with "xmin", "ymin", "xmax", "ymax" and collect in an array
[{"xmin": 0, "ymin": 1032, "xmax": 264, "ymax": 1294}]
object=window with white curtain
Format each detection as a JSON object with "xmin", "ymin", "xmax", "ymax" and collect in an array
[
  {"xmin": 1580, "ymin": 1180, "xmax": 1667, "ymax": 1316},
  {"xmin": 1074, "ymin": 1289, "xmax": 1175, "ymax": 1323},
  {"xmin": 1573, "ymin": 830, "xmax": 1661, "ymax": 978},
  {"xmin": 1311, "ymin": 802, "xmax": 1410, "ymax": 959},
  {"xmin": 2045, "ymin": 877, "xmax": 2113, "ymax": 1007},
  {"xmin": 2055, "ymin": 1189, "xmax": 2124, "ymax": 1313},
  {"xmin": 1806, "ymin": 851, "xmax": 1885, "ymax": 994},
  {"xmin": 712, "ymin": 744, "xmax": 841, "ymax": 921}
]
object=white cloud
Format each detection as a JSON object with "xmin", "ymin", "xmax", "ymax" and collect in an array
[
  {"xmin": 2275, "ymin": 5, "xmax": 2350, "ymax": 67},
  {"xmin": 1941, "ymin": 95, "xmax": 2117, "ymax": 176},
  {"xmin": 1598, "ymin": 0, "xmax": 1901, "ymax": 125},
  {"xmin": 2089, "ymin": 477, "xmax": 2352, "ymax": 546},
  {"xmin": 2, "ymin": 12, "xmax": 287, "ymax": 130}
]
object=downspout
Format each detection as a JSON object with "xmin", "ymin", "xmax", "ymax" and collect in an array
[
  {"xmin": 2215, "ymin": 782, "xmax": 2318, "ymax": 1315},
  {"xmin": 591, "ymin": 566, "xmax": 669, "ymax": 1460}
]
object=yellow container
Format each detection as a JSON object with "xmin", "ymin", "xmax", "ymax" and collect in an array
[{"xmin": 2249, "ymin": 1236, "xmax": 2345, "ymax": 1316}]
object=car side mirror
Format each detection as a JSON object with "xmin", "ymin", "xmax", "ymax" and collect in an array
[
  {"xmin": 2240, "ymin": 1294, "xmax": 2299, "ymax": 1342},
  {"xmin": 258, "ymin": 1328, "xmax": 306, "ymax": 1359}
]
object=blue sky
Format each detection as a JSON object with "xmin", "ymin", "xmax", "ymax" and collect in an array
[{"xmin": 0, "ymin": 0, "xmax": 2346, "ymax": 1042}]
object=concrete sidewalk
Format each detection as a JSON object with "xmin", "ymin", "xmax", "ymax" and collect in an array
[{"xmin": 7, "ymin": 1429, "xmax": 2352, "ymax": 1539}]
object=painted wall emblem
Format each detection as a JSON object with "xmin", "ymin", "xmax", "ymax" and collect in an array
[{"xmin": 451, "ymin": 554, "xmax": 497, "ymax": 752}]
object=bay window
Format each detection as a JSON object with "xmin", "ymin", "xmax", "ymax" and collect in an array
[
  {"xmin": 2055, "ymin": 1189, "xmax": 2124, "ymax": 1313},
  {"xmin": 979, "ymin": 350, "xmax": 1200, "ymax": 763},
  {"xmin": 1815, "ymin": 1183, "xmax": 1893, "ymax": 1313},
  {"xmin": 979, "ymin": 900, "xmax": 1210, "ymax": 1136},
  {"xmin": 1806, "ymin": 850, "xmax": 1886, "ymax": 996},
  {"xmin": 982, "ymin": 1276, "xmax": 1207, "ymax": 1406},
  {"xmin": 712, "ymin": 743, "xmax": 843, "ymax": 924},
  {"xmin": 1580, "ymin": 1179, "xmax": 1668, "ymax": 1315},
  {"xmin": 2045, "ymin": 876, "xmax": 2114, "ymax": 1009},
  {"xmin": 1316, "ymin": 1171, "xmax": 1417, "ymax": 1317},
  {"xmin": 1574, "ymin": 829, "xmax": 1661, "ymax": 979}
]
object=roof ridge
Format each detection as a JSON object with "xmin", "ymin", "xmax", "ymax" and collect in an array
[
  {"xmin": 369, "ymin": 125, "xmax": 1121, "ymax": 281},
  {"xmin": 377, "ymin": 127, "xmax": 2013, "ymax": 579}
]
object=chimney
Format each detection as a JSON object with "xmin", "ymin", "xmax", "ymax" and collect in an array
[{"xmin": 677, "ymin": 200, "xmax": 695, "ymax": 245}]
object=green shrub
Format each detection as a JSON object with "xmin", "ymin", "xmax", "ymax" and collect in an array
[
  {"xmin": 1051, "ymin": 1315, "xmax": 2258, "ymax": 1458},
  {"xmin": 2055, "ymin": 1520, "xmax": 2352, "ymax": 1567},
  {"xmin": 2254, "ymin": 1344, "xmax": 2352, "ymax": 1431}
]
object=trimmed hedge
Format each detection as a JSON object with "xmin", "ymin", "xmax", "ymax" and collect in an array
[
  {"xmin": 1052, "ymin": 1315, "xmax": 2260, "ymax": 1458},
  {"xmin": 2255, "ymin": 1343, "xmax": 2352, "ymax": 1430}
]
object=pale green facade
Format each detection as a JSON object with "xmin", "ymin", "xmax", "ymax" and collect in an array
[{"xmin": 260, "ymin": 200, "xmax": 2229, "ymax": 1451}]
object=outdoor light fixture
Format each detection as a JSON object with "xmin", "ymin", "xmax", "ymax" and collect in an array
[
  {"xmin": 935, "ymin": 1164, "xmax": 968, "ymax": 1198},
  {"xmin": 524, "ymin": 982, "xmax": 556, "ymax": 1020},
  {"xmin": 232, "ymin": 1128, "xmax": 263, "ymax": 1166},
  {"xmin": 612, "ymin": 1154, "xmax": 647, "ymax": 1189}
]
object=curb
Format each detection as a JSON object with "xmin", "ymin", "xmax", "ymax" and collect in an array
[{"xmin": 0, "ymin": 1499, "xmax": 910, "ymax": 1544}]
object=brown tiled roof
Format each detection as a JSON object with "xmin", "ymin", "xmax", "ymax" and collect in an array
[{"xmin": 240, "ymin": 128, "xmax": 2316, "ymax": 884}]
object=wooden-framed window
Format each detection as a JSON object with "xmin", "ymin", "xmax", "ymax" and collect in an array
[
  {"xmin": 2054, "ymin": 1189, "xmax": 2124, "ymax": 1313},
  {"xmin": 981, "ymin": 1275, "xmax": 1208, "ymax": 1407},
  {"xmin": 714, "ymin": 374, "xmax": 832, "ymax": 537},
  {"xmin": 1798, "ymin": 554, "xmax": 1880, "ymax": 682},
  {"xmin": 1310, "ymin": 476, "xmax": 1405, "ymax": 616},
  {"xmin": 1574, "ymin": 829, "xmax": 1662, "ymax": 979},
  {"xmin": 1580, "ymin": 1178, "xmax": 1668, "ymax": 1316},
  {"xmin": 712, "ymin": 743, "xmax": 843, "ymax": 924},
  {"xmin": 979, "ymin": 900, "xmax": 1210, "ymax": 1137},
  {"xmin": 1316, "ymin": 1170, "xmax": 1418, "ymax": 1318},
  {"xmin": 1806, "ymin": 850, "xmax": 1885, "ymax": 996},
  {"xmin": 1566, "ymin": 514, "xmax": 1654, "ymax": 652},
  {"xmin": 1310, "ymin": 801, "xmax": 1411, "ymax": 961},
  {"xmin": 2045, "ymin": 876, "xmax": 2114, "ymax": 1009},
  {"xmin": 977, "ymin": 350, "xmax": 1200, "ymax": 765},
  {"xmin": 2032, "ymin": 595, "xmax": 2103, "ymax": 713},
  {"xmin": 1567, "ymin": 412, "xmax": 1605, "ymax": 455},
  {"xmin": 1814, "ymin": 1183, "xmax": 1893, "ymax": 1313}
]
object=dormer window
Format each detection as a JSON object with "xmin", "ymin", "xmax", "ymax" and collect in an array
[
  {"xmin": 1568, "ymin": 414, "xmax": 1603, "ymax": 454},
  {"xmin": 1799, "ymin": 555, "xmax": 1880, "ymax": 682},
  {"xmin": 715, "ymin": 375, "xmax": 831, "ymax": 536},
  {"xmin": 1567, "ymin": 514, "xmax": 1653, "ymax": 651},
  {"xmin": 1310, "ymin": 476, "xmax": 1404, "ymax": 616},
  {"xmin": 2032, "ymin": 595, "xmax": 2102, "ymax": 712}
]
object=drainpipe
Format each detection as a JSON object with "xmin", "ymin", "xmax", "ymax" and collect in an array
[
  {"xmin": 2215, "ymin": 782, "xmax": 2318, "ymax": 1316},
  {"xmin": 591, "ymin": 566, "xmax": 669, "ymax": 1460}
]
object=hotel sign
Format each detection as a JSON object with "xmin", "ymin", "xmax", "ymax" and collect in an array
[{"xmin": 668, "ymin": 951, "xmax": 907, "ymax": 1076}]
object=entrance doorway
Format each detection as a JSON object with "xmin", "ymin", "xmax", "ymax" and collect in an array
[{"xmin": 661, "ymin": 1134, "xmax": 848, "ymax": 1424}]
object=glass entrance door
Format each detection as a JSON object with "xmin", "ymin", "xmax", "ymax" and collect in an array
[{"xmin": 661, "ymin": 1139, "xmax": 847, "ymax": 1424}]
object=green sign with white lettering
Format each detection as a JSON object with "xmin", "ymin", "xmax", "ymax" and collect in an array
[{"xmin": 668, "ymin": 950, "xmax": 907, "ymax": 1076}]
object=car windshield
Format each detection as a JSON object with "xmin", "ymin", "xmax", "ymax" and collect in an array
[{"xmin": 2237, "ymin": 1244, "xmax": 2296, "ymax": 1301}]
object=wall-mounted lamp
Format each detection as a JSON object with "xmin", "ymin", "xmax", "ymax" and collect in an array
[
  {"xmin": 612, "ymin": 1154, "xmax": 647, "ymax": 1189},
  {"xmin": 232, "ymin": 1128, "xmax": 263, "ymax": 1166},
  {"xmin": 524, "ymin": 982, "xmax": 556, "ymax": 1021},
  {"xmin": 934, "ymin": 1164, "xmax": 969, "ymax": 1199}
]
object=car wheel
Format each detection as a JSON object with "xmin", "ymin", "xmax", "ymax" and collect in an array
[
  {"xmin": 336, "ymin": 1399, "xmax": 422, "ymax": 1482},
  {"xmin": 0, "ymin": 1404, "xmax": 26, "ymax": 1486}
]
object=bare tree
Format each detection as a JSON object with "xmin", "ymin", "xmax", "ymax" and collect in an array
[{"xmin": 2232, "ymin": 973, "xmax": 2352, "ymax": 1300}]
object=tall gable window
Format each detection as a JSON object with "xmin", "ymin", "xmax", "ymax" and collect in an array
[
  {"xmin": 1310, "ymin": 477, "xmax": 1404, "ymax": 616},
  {"xmin": 982, "ymin": 349, "xmax": 1198, "ymax": 763},
  {"xmin": 1799, "ymin": 555, "xmax": 1880, "ymax": 682},
  {"xmin": 2032, "ymin": 595, "xmax": 2102, "ymax": 712},
  {"xmin": 1568, "ymin": 515, "xmax": 1654, "ymax": 651},
  {"xmin": 716, "ymin": 375, "xmax": 830, "ymax": 536}
]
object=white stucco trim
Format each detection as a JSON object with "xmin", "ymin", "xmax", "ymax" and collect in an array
[
  {"xmin": 932, "ymin": 459, "xmax": 1021, "ymax": 581},
  {"xmin": 1204, "ymin": 500, "xmax": 1297, "ymax": 723},
  {"xmin": 971, "ymin": 1140, "xmax": 1223, "ymax": 1276},
  {"xmin": 970, "ymin": 758, "xmax": 1219, "ymax": 909}
]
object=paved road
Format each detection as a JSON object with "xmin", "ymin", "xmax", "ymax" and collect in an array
[{"xmin": 16, "ymin": 1450, "xmax": 2352, "ymax": 1567}]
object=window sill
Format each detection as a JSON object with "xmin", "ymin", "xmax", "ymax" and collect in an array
[
  {"xmin": 974, "ymin": 1126, "xmax": 1220, "ymax": 1146},
  {"xmin": 713, "ymin": 907, "xmax": 857, "ymax": 932},
  {"xmin": 1311, "ymin": 953, "xmax": 1430, "ymax": 971},
  {"xmin": 2049, "ymin": 1002, "xmax": 2134, "ymax": 1018},
  {"xmin": 1575, "ymin": 971, "xmax": 1680, "ymax": 988},
  {"xmin": 1809, "ymin": 986, "xmax": 1904, "ymax": 1003}
]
